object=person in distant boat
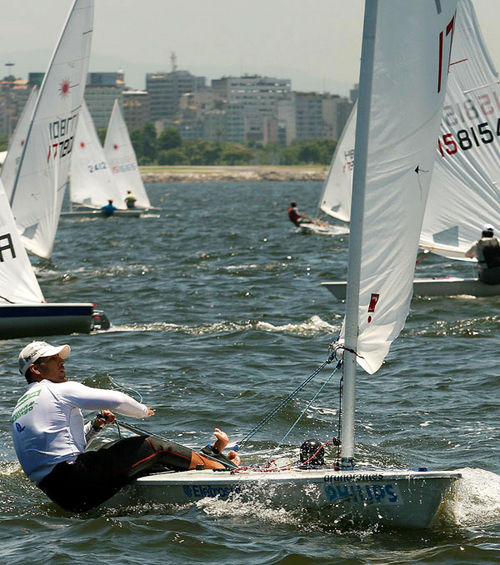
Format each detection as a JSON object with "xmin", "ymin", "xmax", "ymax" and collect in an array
[
  {"xmin": 465, "ymin": 224, "xmax": 500, "ymax": 285},
  {"xmin": 11, "ymin": 340, "xmax": 241, "ymax": 513},
  {"xmin": 124, "ymin": 191, "xmax": 137, "ymax": 209},
  {"xmin": 101, "ymin": 199, "xmax": 116, "ymax": 217},
  {"xmin": 288, "ymin": 201, "xmax": 309, "ymax": 226}
]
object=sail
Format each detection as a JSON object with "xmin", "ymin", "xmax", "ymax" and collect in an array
[
  {"xmin": 9, "ymin": 0, "xmax": 94, "ymax": 259},
  {"xmin": 344, "ymin": 0, "xmax": 458, "ymax": 375},
  {"xmin": 70, "ymin": 100, "xmax": 125, "ymax": 209},
  {"xmin": 419, "ymin": 0, "xmax": 500, "ymax": 260},
  {"xmin": 1, "ymin": 86, "xmax": 38, "ymax": 199},
  {"xmin": 319, "ymin": 104, "xmax": 355, "ymax": 223},
  {"xmin": 0, "ymin": 179, "xmax": 44, "ymax": 304},
  {"xmin": 322, "ymin": 1, "xmax": 499, "ymax": 262},
  {"xmin": 104, "ymin": 99, "xmax": 151, "ymax": 209}
]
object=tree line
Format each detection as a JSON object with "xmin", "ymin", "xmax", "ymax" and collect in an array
[
  {"xmin": 98, "ymin": 124, "xmax": 337, "ymax": 166},
  {"xmin": 0, "ymin": 125, "xmax": 337, "ymax": 166}
]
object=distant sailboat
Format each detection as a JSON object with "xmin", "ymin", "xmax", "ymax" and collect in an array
[
  {"xmin": 321, "ymin": 0, "xmax": 500, "ymax": 298},
  {"xmin": 69, "ymin": 100, "xmax": 124, "ymax": 209},
  {"xmin": 0, "ymin": 0, "xmax": 107, "ymax": 339},
  {"xmin": 104, "ymin": 99, "xmax": 151, "ymax": 210},
  {"xmin": 111, "ymin": 0, "xmax": 461, "ymax": 529},
  {"xmin": 65, "ymin": 100, "xmax": 142, "ymax": 218}
]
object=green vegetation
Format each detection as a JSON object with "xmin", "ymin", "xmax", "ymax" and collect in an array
[
  {"xmin": 0, "ymin": 133, "xmax": 8, "ymax": 152},
  {"xmin": 122, "ymin": 123, "xmax": 337, "ymax": 166}
]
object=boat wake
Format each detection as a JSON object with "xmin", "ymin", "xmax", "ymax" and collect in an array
[
  {"xmin": 106, "ymin": 315, "xmax": 339, "ymax": 336},
  {"xmin": 440, "ymin": 467, "xmax": 500, "ymax": 527}
]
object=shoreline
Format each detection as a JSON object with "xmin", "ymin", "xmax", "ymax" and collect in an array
[{"xmin": 140, "ymin": 165, "xmax": 328, "ymax": 182}]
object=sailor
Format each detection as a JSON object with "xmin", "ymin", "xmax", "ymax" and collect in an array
[
  {"xmin": 288, "ymin": 201, "xmax": 307, "ymax": 226},
  {"xmin": 465, "ymin": 224, "xmax": 500, "ymax": 285},
  {"xmin": 11, "ymin": 341, "xmax": 241, "ymax": 513},
  {"xmin": 101, "ymin": 199, "xmax": 116, "ymax": 217},
  {"xmin": 124, "ymin": 191, "xmax": 137, "ymax": 209}
]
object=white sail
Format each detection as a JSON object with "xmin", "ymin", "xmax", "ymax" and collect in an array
[
  {"xmin": 104, "ymin": 99, "xmax": 151, "ymax": 209},
  {"xmin": 344, "ymin": 0, "xmax": 458, "ymax": 375},
  {"xmin": 319, "ymin": 104, "xmax": 355, "ymax": 223},
  {"xmin": 70, "ymin": 100, "xmax": 125, "ymax": 209},
  {"xmin": 1, "ymin": 86, "xmax": 38, "ymax": 199},
  {"xmin": 9, "ymin": 0, "xmax": 94, "ymax": 259},
  {"xmin": 0, "ymin": 178, "xmax": 44, "ymax": 304},
  {"xmin": 322, "ymin": 0, "xmax": 499, "ymax": 263},
  {"xmin": 419, "ymin": 0, "xmax": 500, "ymax": 260}
]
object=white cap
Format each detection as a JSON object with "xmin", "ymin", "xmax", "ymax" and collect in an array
[
  {"xmin": 483, "ymin": 224, "xmax": 494, "ymax": 233},
  {"xmin": 18, "ymin": 341, "xmax": 71, "ymax": 376}
]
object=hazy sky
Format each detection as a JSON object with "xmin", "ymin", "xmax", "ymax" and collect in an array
[{"xmin": 1, "ymin": 0, "xmax": 500, "ymax": 96}]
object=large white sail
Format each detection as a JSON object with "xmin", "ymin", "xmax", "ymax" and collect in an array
[
  {"xmin": 322, "ymin": 0, "xmax": 499, "ymax": 263},
  {"xmin": 0, "ymin": 179, "xmax": 44, "ymax": 304},
  {"xmin": 104, "ymin": 99, "xmax": 151, "ymax": 209},
  {"xmin": 1, "ymin": 86, "xmax": 38, "ymax": 199},
  {"xmin": 343, "ymin": 0, "xmax": 458, "ymax": 377},
  {"xmin": 9, "ymin": 0, "xmax": 94, "ymax": 259},
  {"xmin": 70, "ymin": 100, "xmax": 125, "ymax": 209},
  {"xmin": 419, "ymin": 0, "xmax": 500, "ymax": 260}
]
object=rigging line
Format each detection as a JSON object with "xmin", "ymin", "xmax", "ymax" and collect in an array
[
  {"xmin": 265, "ymin": 366, "xmax": 339, "ymax": 466},
  {"xmin": 108, "ymin": 376, "xmax": 143, "ymax": 404},
  {"xmin": 235, "ymin": 353, "xmax": 339, "ymax": 449}
]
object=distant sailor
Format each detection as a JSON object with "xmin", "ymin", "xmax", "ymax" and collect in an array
[
  {"xmin": 11, "ymin": 341, "xmax": 241, "ymax": 513},
  {"xmin": 101, "ymin": 199, "xmax": 116, "ymax": 217},
  {"xmin": 288, "ymin": 201, "xmax": 307, "ymax": 226},
  {"xmin": 124, "ymin": 191, "xmax": 137, "ymax": 209},
  {"xmin": 465, "ymin": 224, "xmax": 500, "ymax": 285}
]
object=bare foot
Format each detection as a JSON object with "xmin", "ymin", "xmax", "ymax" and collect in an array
[
  {"xmin": 213, "ymin": 428, "xmax": 229, "ymax": 452},
  {"xmin": 227, "ymin": 450, "xmax": 241, "ymax": 466}
]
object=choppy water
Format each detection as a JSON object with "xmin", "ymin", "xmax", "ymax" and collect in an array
[{"xmin": 0, "ymin": 181, "xmax": 498, "ymax": 564}]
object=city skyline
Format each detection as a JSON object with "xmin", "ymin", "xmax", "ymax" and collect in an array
[{"xmin": 2, "ymin": 0, "xmax": 500, "ymax": 97}]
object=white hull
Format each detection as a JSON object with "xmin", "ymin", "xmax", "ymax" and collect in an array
[
  {"xmin": 109, "ymin": 468, "xmax": 460, "ymax": 529},
  {"xmin": 61, "ymin": 209, "xmax": 142, "ymax": 218},
  {"xmin": 322, "ymin": 277, "xmax": 500, "ymax": 299},
  {"xmin": 298, "ymin": 222, "xmax": 349, "ymax": 236},
  {"xmin": 0, "ymin": 302, "xmax": 94, "ymax": 339}
]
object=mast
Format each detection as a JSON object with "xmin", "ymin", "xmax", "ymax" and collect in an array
[{"xmin": 340, "ymin": 0, "xmax": 378, "ymax": 468}]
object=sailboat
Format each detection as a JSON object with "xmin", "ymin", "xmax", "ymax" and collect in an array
[
  {"xmin": 321, "ymin": 0, "xmax": 500, "ymax": 298},
  {"xmin": 0, "ymin": 0, "xmax": 107, "ymax": 339},
  {"xmin": 63, "ymin": 100, "xmax": 142, "ymax": 218},
  {"xmin": 110, "ymin": 1, "xmax": 461, "ymax": 528},
  {"xmin": 104, "ymin": 99, "xmax": 151, "ymax": 211}
]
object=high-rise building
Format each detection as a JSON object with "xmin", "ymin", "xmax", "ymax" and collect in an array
[
  {"xmin": 146, "ymin": 70, "xmax": 206, "ymax": 122},
  {"xmin": 84, "ymin": 71, "xmax": 125, "ymax": 129},
  {"xmin": 212, "ymin": 76, "xmax": 292, "ymax": 143},
  {"xmin": 123, "ymin": 90, "xmax": 151, "ymax": 131}
]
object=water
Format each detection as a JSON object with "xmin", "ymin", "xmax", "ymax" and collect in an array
[{"xmin": 0, "ymin": 181, "xmax": 498, "ymax": 564}]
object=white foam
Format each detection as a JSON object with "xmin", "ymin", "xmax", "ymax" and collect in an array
[{"xmin": 441, "ymin": 467, "xmax": 500, "ymax": 527}]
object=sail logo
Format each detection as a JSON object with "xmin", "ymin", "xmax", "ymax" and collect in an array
[
  {"xmin": 367, "ymin": 293, "xmax": 380, "ymax": 323},
  {"xmin": 0, "ymin": 233, "xmax": 16, "ymax": 261},
  {"xmin": 59, "ymin": 78, "xmax": 78, "ymax": 97}
]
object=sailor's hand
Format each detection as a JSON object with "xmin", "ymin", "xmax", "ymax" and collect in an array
[
  {"xmin": 94, "ymin": 410, "xmax": 115, "ymax": 430},
  {"xmin": 213, "ymin": 428, "xmax": 229, "ymax": 452},
  {"xmin": 146, "ymin": 407, "xmax": 155, "ymax": 417}
]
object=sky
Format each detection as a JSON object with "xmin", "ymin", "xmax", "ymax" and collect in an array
[{"xmin": 1, "ymin": 0, "xmax": 500, "ymax": 97}]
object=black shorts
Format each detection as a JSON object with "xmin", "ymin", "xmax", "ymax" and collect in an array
[{"xmin": 38, "ymin": 435, "xmax": 194, "ymax": 513}]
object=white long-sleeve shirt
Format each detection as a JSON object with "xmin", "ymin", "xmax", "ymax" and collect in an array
[{"xmin": 11, "ymin": 379, "xmax": 150, "ymax": 484}]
